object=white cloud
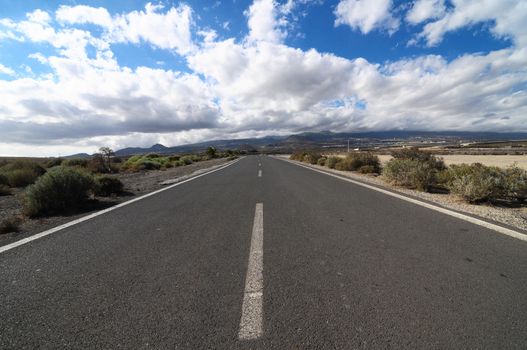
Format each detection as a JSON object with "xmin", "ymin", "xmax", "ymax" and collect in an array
[
  {"xmin": 245, "ymin": 0, "xmax": 287, "ymax": 43},
  {"xmin": 0, "ymin": 63, "xmax": 15, "ymax": 76},
  {"xmin": 415, "ymin": 0, "xmax": 527, "ymax": 47},
  {"xmin": 56, "ymin": 3, "xmax": 195, "ymax": 55},
  {"xmin": 0, "ymin": 1, "xmax": 527, "ymax": 156},
  {"xmin": 56, "ymin": 5, "xmax": 113, "ymax": 28},
  {"xmin": 406, "ymin": 0, "xmax": 446, "ymax": 24},
  {"xmin": 334, "ymin": 0, "xmax": 399, "ymax": 35}
]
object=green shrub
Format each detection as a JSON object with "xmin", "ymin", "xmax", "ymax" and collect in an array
[
  {"xmin": 391, "ymin": 147, "xmax": 445, "ymax": 171},
  {"xmin": 325, "ymin": 156, "xmax": 341, "ymax": 169},
  {"xmin": 334, "ymin": 152, "xmax": 380, "ymax": 173},
  {"xmin": 358, "ymin": 165, "xmax": 377, "ymax": 174},
  {"xmin": 0, "ymin": 161, "xmax": 46, "ymax": 187},
  {"xmin": 121, "ymin": 154, "xmax": 172, "ymax": 171},
  {"xmin": 0, "ymin": 173, "xmax": 7, "ymax": 186},
  {"xmin": 23, "ymin": 167, "xmax": 95, "ymax": 217},
  {"xmin": 383, "ymin": 158, "xmax": 438, "ymax": 191},
  {"xmin": 0, "ymin": 216, "xmax": 21, "ymax": 234},
  {"xmin": 504, "ymin": 165, "xmax": 527, "ymax": 202},
  {"xmin": 63, "ymin": 158, "xmax": 88, "ymax": 167},
  {"xmin": 290, "ymin": 151, "xmax": 307, "ymax": 161},
  {"xmin": 180, "ymin": 156, "xmax": 194, "ymax": 165},
  {"xmin": 317, "ymin": 157, "xmax": 327, "ymax": 166},
  {"xmin": 46, "ymin": 157, "xmax": 63, "ymax": 168},
  {"xmin": 444, "ymin": 163, "xmax": 507, "ymax": 203},
  {"xmin": 4, "ymin": 169, "xmax": 41, "ymax": 187},
  {"xmin": 0, "ymin": 184, "xmax": 11, "ymax": 196},
  {"xmin": 94, "ymin": 176, "xmax": 124, "ymax": 196},
  {"xmin": 303, "ymin": 152, "xmax": 322, "ymax": 165}
]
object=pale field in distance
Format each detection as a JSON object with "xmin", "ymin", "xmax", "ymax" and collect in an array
[{"xmin": 377, "ymin": 154, "xmax": 527, "ymax": 170}]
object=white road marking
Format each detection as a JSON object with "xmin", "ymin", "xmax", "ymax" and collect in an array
[
  {"xmin": 238, "ymin": 203, "xmax": 264, "ymax": 340},
  {"xmin": 0, "ymin": 158, "xmax": 242, "ymax": 254},
  {"xmin": 258, "ymin": 170, "xmax": 262, "ymax": 177},
  {"xmin": 278, "ymin": 157, "xmax": 527, "ymax": 242}
]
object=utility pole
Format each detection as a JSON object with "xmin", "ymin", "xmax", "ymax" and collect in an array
[{"xmin": 347, "ymin": 139, "xmax": 350, "ymax": 153}]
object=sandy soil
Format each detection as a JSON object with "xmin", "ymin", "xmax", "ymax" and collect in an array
[
  {"xmin": 0, "ymin": 158, "xmax": 231, "ymax": 245},
  {"xmin": 378, "ymin": 154, "xmax": 527, "ymax": 169}
]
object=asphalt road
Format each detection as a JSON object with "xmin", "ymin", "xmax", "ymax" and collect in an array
[{"xmin": 1, "ymin": 155, "xmax": 526, "ymax": 349}]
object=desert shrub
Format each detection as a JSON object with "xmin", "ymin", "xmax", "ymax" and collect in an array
[
  {"xmin": 169, "ymin": 155, "xmax": 180, "ymax": 161},
  {"xmin": 504, "ymin": 165, "xmax": 527, "ymax": 202},
  {"xmin": 121, "ymin": 154, "xmax": 172, "ymax": 171},
  {"xmin": 180, "ymin": 156, "xmax": 193, "ymax": 165},
  {"xmin": 0, "ymin": 161, "xmax": 46, "ymax": 187},
  {"xmin": 87, "ymin": 154, "xmax": 107, "ymax": 173},
  {"xmin": 4, "ymin": 169, "xmax": 42, "ymax": 187},
  {"xmin": 290, "ymin": 151, "xmax": 306, "ymax": 161},
  {"xmin": 94, "ymin": 176, "xmax": 124, "ymax": 196},
  {"xmin": 334, "ymin": 152, "xmax": 381, "ymax": 173},
  {"xmin": 303, "ymin": 152, "xmax": 322, "ymax": 165},
  {"xmin": 46, "ymin": 157, "xmax": 63, "ymax": 168},
  {"xmin": 391, "ymin": 147, "xmax": 445, "ymax": 171},
  {"xmin": 0, "ymin": 184, "xmax": 11, "ymax": 196},
  {"xmin": 0, "ymin": 173, "xmax": 7, "ymax": 186},
  {"xmin": 325, "ymin": 156, "xmax": 341, "ymax": 169},
  {"xmin": 444, "ymin": 163, "xmax": 509, "ymax": 203},
  {"xmin": 228, "ymin": 155, "xmax": 238, "ymax": 161},
  {"xmin": 63, "ymin": 158, "xmax": 88, "ymax": 167},
  {"xmin": 358, "ymin": 165, "xmax": 377, "ymax": 174},
  {"xmin": 23, "ymin": 166, "xmax": 95, "ymax": 217},
  {"xmin": 317, "ymin": 157, "xmax": 327, "ymax": 166},
  {"xmin": 383, "ymin": 158, "xmax": 438, "ymax": 191},
  {"xmin": 0, "ymin": 216, "xmax": 21, "ymax": 234}
]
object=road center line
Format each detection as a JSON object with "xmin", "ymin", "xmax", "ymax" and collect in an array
[
  {"xmin": 238, "ymin": 203, "xmax": 264, "ymax": 341},
  {"xmin": 258, "ymin": 170, "xmax": 262, "ymax": 177}
]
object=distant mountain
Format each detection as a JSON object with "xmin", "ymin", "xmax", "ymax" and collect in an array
[
  {"xmin": 64, "ymin": 153, "xmax": 91, "ymax": 159},
  {"xmin": 113, "ymin": 136, "xmax": 286, "ymax": 156},
  {"xmin": 87, "ymin": 130, "xmax": 527, "ymax": 158}
]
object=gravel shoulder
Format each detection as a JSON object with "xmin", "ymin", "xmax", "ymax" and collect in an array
[
  {"xmin": 0, "ymin": 158, "xmax": 232, "ymax": 246},
  {"xmin": 278, "ymin": 156, "xmax": 527, "ymax": 233}
]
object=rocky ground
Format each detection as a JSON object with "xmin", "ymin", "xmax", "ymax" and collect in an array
[
  {"xmin": 0, "ymin": 158, "xmax": 232, "ymax": 245},
  {"xmin": 279, "ymin": 156, "xmax": 527, "ymax": 233}
]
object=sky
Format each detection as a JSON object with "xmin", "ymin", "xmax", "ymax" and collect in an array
[{"xmin": 0, "ymin": 0, "xmax": 526, "ymax": 156}]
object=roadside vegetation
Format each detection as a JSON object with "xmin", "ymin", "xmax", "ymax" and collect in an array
[
  {"xmin": 0, "ymin": 146, "xmax": 241, "ymax": 232},
  {"xmin": 290, "ymin": 148, "xmax": 527, "ymax": 205}
]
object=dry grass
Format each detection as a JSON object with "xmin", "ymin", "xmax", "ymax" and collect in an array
[{"xmin": 378, "ymin": 154, "xmax": 527, "ymax": 170}]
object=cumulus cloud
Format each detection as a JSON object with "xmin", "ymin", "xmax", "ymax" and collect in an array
[
  {"xmin": 245, "ymin": 0, "xmax": 287, "ymax": 43},
  {"xmin": 334, "ymin": 0, "xmax": 399, "ymax": 35},
  {"xmin": 406, "ymin": 0, "xmax": 446, "ymax": 24},
  {"xmin": 0, "ymin": 0, "xmax": 526, "ymax": 156},
  {"xmin": 0, "ymin": 63, "xmax": 15, "ymax": 76},
  {"xmin": 56, "ymin": 3, "xmax": 194, "ymax": 55},
  {"xmin": 414, "ymin": 0, "xmax": 527, "ymax": 47}
]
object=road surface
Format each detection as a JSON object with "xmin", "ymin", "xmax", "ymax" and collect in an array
[{"xmin": 1, "ymin": 155, "xmax": 526, "ymax": 349}]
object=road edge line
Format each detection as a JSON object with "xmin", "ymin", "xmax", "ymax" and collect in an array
[
  {"xmin": 0, "ymin": 158, "xmax": 242, "ymax": 254},
  {"xmin": 275, "ymin": 157, "xmax": 527, "ymax": 242}
]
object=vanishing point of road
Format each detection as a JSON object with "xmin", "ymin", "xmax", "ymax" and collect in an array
[{"xmin": 1, "ymin": 155, "xmax": 526, "ymax": 349}]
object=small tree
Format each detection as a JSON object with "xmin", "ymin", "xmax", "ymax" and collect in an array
[
  {"xmin": 99, "ymin": 147, "xmax": 115, "ymax": 173},
  {"xmin": 206, "ymin": 146, "xmax": 217, "ymax": 159}
]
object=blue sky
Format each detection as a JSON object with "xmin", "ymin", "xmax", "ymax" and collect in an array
[{"xmin": 0, "ymin": 0, "xmax": 526, "ymax": 156}]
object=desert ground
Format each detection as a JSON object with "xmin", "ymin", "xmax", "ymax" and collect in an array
[{"xmin": 377, "ymin": 154, "xmax": 527, "ymax": 169}]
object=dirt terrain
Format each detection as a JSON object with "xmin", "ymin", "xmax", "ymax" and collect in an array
[
  {"xmin": 377, "ymin": 154, "xmax": 527, "ymax": 169},
  {"xmin": 0, "ymin": 158, "xmax": 231, "ymax": 245}
]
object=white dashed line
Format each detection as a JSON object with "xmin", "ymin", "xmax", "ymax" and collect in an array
[
  {"xmin": 238, "ymin": 203, "xmax": 264, "ymax": 340},
  {"xmin": 258, "ymin": 170, "xmax": 262, "ymax": 177}
]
